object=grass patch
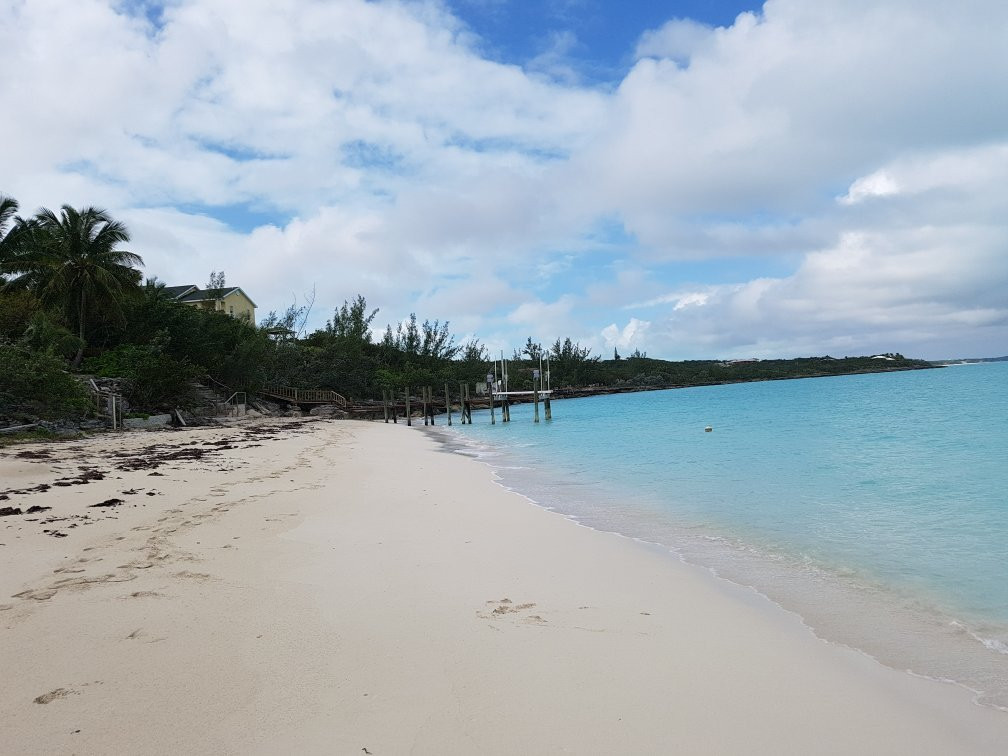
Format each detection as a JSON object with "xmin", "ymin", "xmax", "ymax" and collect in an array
[{"xmin": 0, "ymin": 427, "xmax": 87, "ymax": 448}]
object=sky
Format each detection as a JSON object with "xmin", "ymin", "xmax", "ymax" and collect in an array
[{"xmin": 2, "ymin": 0, "xmax": 1007, "ymax": 360}]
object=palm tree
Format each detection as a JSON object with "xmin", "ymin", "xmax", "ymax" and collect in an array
[
  {"xmin": 0, "ymin": 195, "xmax": 17, "ymax": 236},
  {"xmin": 0, "ymin": 195, "xmax": 18, "ymax": 266},
  {"xmin": 2, "ymin": 205, "xmax": 143, "ymax": 367}
]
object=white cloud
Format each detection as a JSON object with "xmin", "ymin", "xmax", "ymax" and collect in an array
[
  {"xmin": 2, "ymin": 0, "xmax": 1006, "ymax": 360},
  {"xmin": 601, "ymin": 318, "xmax": 651, "ymax": 351},
  {"xmin": 572, "ymin": 0, "xmax": 1008, "ymax": 255},
  {"xmin": 635, "ymin": 18, "xmax": 715, "ymax": 64},
  {"xmin": 840, "ymin": 172, "xmax": 900, "ymax": 205}
]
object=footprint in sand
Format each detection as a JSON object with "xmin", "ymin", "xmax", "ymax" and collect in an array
[
  {"xmin": 53, "ymin": 566, "xmax": 86, "ymax": 574},
  {"xmin": 33, "ymin": 687, "xmax": 78, "ymax": 704},
  {"xmin": 125, "ymin": 591, "xmax": 164, "ymax": 599},
  {"xmin": 174, "ymin": 570, "xmax": 214, "ymax": 582},
  {"xmin": 479, "ymin": 598, "xmax": 546, "ymax": 624},
  {"xmin": 13, "ymin": 587, "xmax": 58, "ymax": 601}
]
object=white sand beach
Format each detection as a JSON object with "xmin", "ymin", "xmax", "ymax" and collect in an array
[{"xmin": 2, "ymin": 418, "xmax": 1007, "ymax": 754}]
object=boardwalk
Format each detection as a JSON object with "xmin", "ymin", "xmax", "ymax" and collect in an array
[{"xmin": 261, "ymin": 386, "xmax": 348, "ymax": 408}]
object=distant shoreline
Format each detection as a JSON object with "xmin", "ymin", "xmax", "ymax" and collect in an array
[{"xmin": 490, "ymin": 361, "xmax": 940, "ymax": 406}]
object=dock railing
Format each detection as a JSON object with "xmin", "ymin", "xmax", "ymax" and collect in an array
[
  {"xmin": 223, "ymin": 391, "xmax": 247, "ymax": 417},
  {"xmin": 261, "ymin": 385, "xmax": 348, "ymax": 408}
]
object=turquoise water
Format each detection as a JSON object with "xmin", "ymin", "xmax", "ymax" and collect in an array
[{"xmin": 441, "ymin": 363, "xmax": 1008, "ymax": 707}]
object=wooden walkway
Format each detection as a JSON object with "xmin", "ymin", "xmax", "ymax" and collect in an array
[{"xmin": 261, "ymin": 386, "xmax": 348, "ymax": 408}]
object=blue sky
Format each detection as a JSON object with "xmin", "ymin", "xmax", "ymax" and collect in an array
[
  {"xmin": 447, "ymin": 1, "xmax": 758, "ymax": 83},
  {"xmin": 2, "ymin": 0, "xmax": 1007, "ymax": 360}
]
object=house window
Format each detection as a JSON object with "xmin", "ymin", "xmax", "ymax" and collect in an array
[{"xmin": 229, "ymin": 305, "xmax": 235, "ymax": 317}]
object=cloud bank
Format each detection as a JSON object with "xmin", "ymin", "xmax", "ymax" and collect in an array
[{"xmin": 2, "ymin": 0, "xmax": 1006, "ymax": 359}]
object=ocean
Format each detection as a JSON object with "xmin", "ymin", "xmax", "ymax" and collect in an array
[{"xmin": 438, "ymin": 362, "xmax": 1008, "ymax": 709}]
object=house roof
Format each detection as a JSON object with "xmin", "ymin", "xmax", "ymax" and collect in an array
[
  {"xmin": 163, "ymin": 284, "xmax": 198, "ymax": 300},
  {"xmin": 175, "ymin": 286, "xmax": 258, "ymax": 308}
]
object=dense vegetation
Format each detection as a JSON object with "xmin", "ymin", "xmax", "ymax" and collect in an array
[{"xmin": 1, "ymin": 194, "xmax": 933, "ymax": 423}]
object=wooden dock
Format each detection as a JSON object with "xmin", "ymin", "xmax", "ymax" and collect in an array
[
  {"xmin": 262, "ymin": 360, "xmax": 555, "ymax": 426},
  {"xmin": 261, "ymin": 385, "xmax": 348, "ymax": 408}
]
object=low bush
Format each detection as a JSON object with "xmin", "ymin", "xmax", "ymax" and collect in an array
[
  {"xmin": 0, "ymin": 344, "xmax": 93, "ymax": 422},
  {"xmin": 84, "ymin": 341, "xmax": 199, "ymax": 409}
]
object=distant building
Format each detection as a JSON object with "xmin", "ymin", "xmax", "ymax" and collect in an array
[{"xmin": 164, "ymin": 284, "xmax": 257, "ymax": 324}]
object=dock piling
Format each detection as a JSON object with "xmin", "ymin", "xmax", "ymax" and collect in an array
[
  {"xmin": 488, "ymin": 375, "xmax": 496, "ymax": 425},
  {"xmin": 460, "ymin": 383, "xmax": 472, "ymax": 424}
]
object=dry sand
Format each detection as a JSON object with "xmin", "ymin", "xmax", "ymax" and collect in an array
[{"xmin": 2, "ymin": 418, "xmax": 1007, "ymax": 755}]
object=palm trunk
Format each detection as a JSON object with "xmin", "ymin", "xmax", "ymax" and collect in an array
[{"xmin": 71, "ymin": 290, "xmax": 85, "ymax": 369}]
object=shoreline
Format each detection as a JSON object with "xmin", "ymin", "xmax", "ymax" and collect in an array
[
  {"xmin": 2, "ymin": 419, "xmax": 1007, "ymax": 753},
  {"xmin": 442, "ymin": 427, "xmax": 1008, "ymax": 711},
  {"xmin": 436, "ymin": 364, "xmax": 1008, "ymax": 714}
]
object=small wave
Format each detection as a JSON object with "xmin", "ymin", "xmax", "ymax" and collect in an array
[
  {"xmin": 951, "ymin": 621, "xmax": 1008, "ymax": 655},
  {"xmin": 979, "ymin": 636, "xmax": 1008, "ymax": 655}
]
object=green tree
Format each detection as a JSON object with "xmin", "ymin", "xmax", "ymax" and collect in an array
[
  {"xmin": 1, "ymin": 205, "xmax": 142, "ymax": 367},
  {"xmin": 460, "ymin": 338, "xmax": 489, "ymax": 363},
  {"xmin": 327, "ymin": 295, "xmax": 379, "ymax": 341},
  {"xmin": 0, "ymin": 343, "xmax": 92, "ymax": 421},
  {"xmin": 0, "ymin": 195, "xmax": 17, "ymax": 247},
  {"xmin": 523, "ymin": 337, "xmax": 542, "ymax": 360},
  {"xmin": 0, "ymin": 195, "xmax": 21, "ymax": 285},
  {"xmin": 206, "ymin": 269, "xmax": 226, "ymax": 294},
  {"xmin": 420, "ymin": 318, "xmax": 459, "ymax": 359}
]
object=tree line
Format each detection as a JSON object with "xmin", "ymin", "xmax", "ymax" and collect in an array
[
  {"xmin": 0, "ymin": 197, "xmax": 604, "ymax": 419},
  {"xmin": 1, "ymin": 195, "xmax": 931, "ymax": 424}
]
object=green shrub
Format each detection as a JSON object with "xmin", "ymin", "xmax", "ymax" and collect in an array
[
  {"xmin": 20, "ymin": 311, "xmax": 83, "ymax": 359},
  {"xmin": 0, "ymin": 290, "xmax": 44, "ymax": 342},
  {"xmin": 0, "ymin": 344, "xmax": 92, "ymax": 421},
  {"xmin": 84, "ymin": 341, "xmax": 199, "ymax": 409}
]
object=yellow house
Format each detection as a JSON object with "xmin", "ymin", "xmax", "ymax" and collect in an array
[{"xmin": 164, "ymin": 285, "xmax": 257, "ymax": 324}]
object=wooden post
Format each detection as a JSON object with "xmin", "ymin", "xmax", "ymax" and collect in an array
[
  {"xmin": 533, "ymin": 374, "xmax": 540, "ymax": 423},
  {"xmin": 405, "ymin": 387, "xmax": 411, "ymax": 426},
  {"xmin": 544, "ymin": 354, "xmax": 552, "ymax": 421},
  {"xmin": 423, "ymin": 386, "xmax": 429, "ymax": 426},
  {"xmin": 382, "ymin": 390, "xmax": 389, "ymax": 423},
  {"xmin": 460, "ymin": 383, "xmax": 471, "ymax": 424},
  {"xmin": 427, "ymin": 387, "xmax": 435, "ymax": 425},
  {"xmin": 445, "ymin": 383, "xmax": 452, "ymax": 426},
  {"xmin": 488, "ymin": 380, "xmax": 496, "ymax": 425}
]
